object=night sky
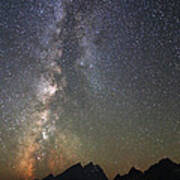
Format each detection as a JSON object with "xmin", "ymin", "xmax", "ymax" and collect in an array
[{"xmin": 0, "ymin": 0, "xmax": 180, "ymax": 180}]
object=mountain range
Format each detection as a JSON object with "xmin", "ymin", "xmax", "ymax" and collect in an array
[{"xmin": 35, "ymin": 158, "xmax": 180, "ymax": 180}]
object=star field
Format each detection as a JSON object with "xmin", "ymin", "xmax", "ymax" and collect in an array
[{"xmin": 0, "ymin": 0, "xmax": 180, "ymax": 180}]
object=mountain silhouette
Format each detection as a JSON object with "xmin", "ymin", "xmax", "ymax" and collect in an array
[
  {"xmin": 114, "ymin": 167, "xmax": 144, "ymax": 180},
  {"xmin": 143, "ymin": 158, "xmax": 180, "ymax": 180},
  {"xmin": 114, "ymin": 158, "xmax": 180, "ymax": 180},
  {"xmin": 42, "ymin": 162, "xmax": 108, "ymax": 180},
  {"xmin": 38, "ymin": 158, "xmax": 180, "ymax": 180}
]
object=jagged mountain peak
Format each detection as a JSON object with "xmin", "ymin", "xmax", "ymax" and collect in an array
[
  {"xmin": 40, "ymin": 158, "xmax": 180, "ymax": 180},
  {"xmin": 128, "ymin": 166, "xmax": 143, "ymax": 176},
  {"xmin": 158, "ymin": 157, "xmax": 176, "ymax": 165}
]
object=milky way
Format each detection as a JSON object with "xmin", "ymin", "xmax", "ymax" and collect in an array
[{"xmin": 0, "ymin": 0, "xmax": 180, "ymax": 180}]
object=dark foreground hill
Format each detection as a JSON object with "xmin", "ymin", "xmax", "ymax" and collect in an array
[{"xmin": 36, "ymin": 158, "xmax": 180, "ymax": 180}]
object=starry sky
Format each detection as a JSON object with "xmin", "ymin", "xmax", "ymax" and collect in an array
[{"xmin": 0, "ymin": 0, "xmax": 180, "ymax": 180}]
